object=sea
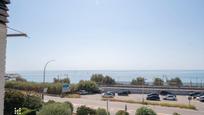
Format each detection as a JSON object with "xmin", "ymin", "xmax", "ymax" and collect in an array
[{"xmin": 7, "ymin": 70, "xmax": 204, "ymax": 85}]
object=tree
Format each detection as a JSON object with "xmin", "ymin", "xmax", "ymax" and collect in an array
[
  {"xmin": 102, "ymin": 76, "xmax": 116, "ymax": 85},
  {"xmin": 53, "ymin": 77, "xmax": 70, "ymax": 84},
  {"xmin": 76, "ymin": 80, "xmax": 99, "ymax": 93},
  {"xmin": 90, "ymin": 74, "xmax": 104, "ymax": 84},
  {"xmin": 167, "ymin": 77, "xmax": 183, "ymax": 87},
  {"xmin": 131, "ymin": 77, "xmax": 145, "ymax": 85},
  {"xmin": 153, "ymin": 78, "xmax": 164, "ymax": 86}
]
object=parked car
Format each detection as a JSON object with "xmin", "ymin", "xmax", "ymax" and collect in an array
[
  {"xmin": 160, "ymin": 90, "xmax": 176, "ymax": 97},
  {"xmin": 195, "ymin": 93, "xmax": 204, "ymax": 100},
  {"xmin": 77, "ymin": 90, "xmax": 89, "ymax": 95},
  {"xmin": 189, "ymin": 92, "xmax": 202, "ymax": 99},
  {"xmin": 198, "ymin": 96, "xmax": 204, "ymax": 102},
  {"xmin": 117, "ymin": 90, "xmax": 129, "ymax": 96},
  {"xmin": 163, "ymin": 94, "xmax": 177, "ymax": 101},
  {"xmin": 146, "ymin": 95, "xmax": 160, "ymax": 101},
  {"xmin": 102, "ymin": 92, "xmax": 114, "ymax": 98},
  {"xmin": 106, "ymin": 91, "xmax": 116, "ymax": 96},
  {"xmin": 147, "ymin": 92, "xmax": 159, "ymax": 97}
]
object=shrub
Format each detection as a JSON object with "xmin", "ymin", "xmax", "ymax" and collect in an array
[
  {"xmin": 45, "ymin": 100, "xmax": 56, "ymax": 105},
  {"xmin": 64, "ymin": 101, "xmax": 74, "ymax": 113},
  {"xmin": 46, "ymin": 83, "xmax": 63, "ymax": 94},
  {"xmin": 131, "ymin": 77, "xmax": 145, "ymax": 85},
  {"xmin": 16, "ymin": 76, "xmax": 27, "ymax": 82},
  {"xmin": 102, "ymin": 76, "xmax": 116, "ymax": 85},
  {"xmin": 37, "ymin": 103, "xmax": 71, "ymax": 115},
  {"xmin": 116, "ymin": 110, "xmax": 129, "ymax": 115},
  {"xmin": 167, "ymin": 77, "xmax": 183, "ymax": 87},
  {"xmin": 4, "ymin": 89, "xmax": 43, "ymax": 115},
  {"xmin": 23, "ymin": 95, "xmax": 42, "ymax": 110},
  {"xmin": 172, "ymin": 113, "xmax": 181, "ymax": 115},
  {"xmin": 53, "ymin": 77, "xmax": 70, "ymax": 84},
  {"xmin": 21, "ymin": 108, "xmax": 36, "ymax": 115},
  {"xmin": 4, "ymin": 89, "xmax": 25, "ymax": 115},
  {"xmin": 96, "ymin": 108, "xmax": 108, "ymax": 115},
  {"xmin": 153, "ymin": 78, "xmax": 164, "ymax": 86},
  {"xmin": 91, "ymin": 74, "xmax": 104, "ymax": 84},
  {"xmin": 135, "ymin": 107, "xmax": 157, "ymax": 115},
  {"xmin": 76, "ymin": 80, "xmax": 99, "ymax": 93},
  {"xmin": 91, "ymin": 74, "xmax": 116, "ymax": 85},
  {"xmin": 76, "ymin": 105, "xmax": 96, "ymax": 115}
]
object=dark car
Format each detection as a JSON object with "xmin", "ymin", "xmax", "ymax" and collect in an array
[
  {"xmin": 118, "ymin": 90, "xmax": 129, "ymax": 96},
  {"xmin": 189, "ymin": 92, "xmax": 203, "ymax": 99},
  {"xmin": 160, "ymin": 91, "xmax": 176, "ymax": 97},
  {"xmin": 146, "ymin": 95, "xmax": 160, "ymax": 101},
  {"xmin": 147, "ymin": 92, "xmax": 159, "ymax": 97}
]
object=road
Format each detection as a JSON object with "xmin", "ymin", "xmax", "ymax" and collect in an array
[{"xmin": 44, "ymin": 94, "xmax": 204, "ymax": 115}]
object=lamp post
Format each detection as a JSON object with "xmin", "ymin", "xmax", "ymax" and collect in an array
[{"xmin": 42, "ymin": 60, "xmax": 55, "ymax": 100}]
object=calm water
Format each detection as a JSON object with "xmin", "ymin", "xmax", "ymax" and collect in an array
[{"xmin": 7, "ymin": 70, "xmax": 204, "ymax": 84}]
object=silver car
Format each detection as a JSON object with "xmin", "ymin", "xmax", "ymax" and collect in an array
[
  {"xmin": 163, "ymin": 94, "xmax": 177, "ymax": 101},
  {"xmin": 102, "ymin": 92, "xmax": 114, "ymax": 98}
]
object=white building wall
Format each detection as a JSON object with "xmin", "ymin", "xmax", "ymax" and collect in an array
[{"xmin": 0, "ymin": 23, "xmax": 7, "ymax": 115}]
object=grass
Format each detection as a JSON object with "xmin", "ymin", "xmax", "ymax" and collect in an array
[{"xmin": 101, "ymin": 98, "xmax": 196, "ymax": 110}]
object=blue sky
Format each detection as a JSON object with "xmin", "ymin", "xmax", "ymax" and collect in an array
[{"xmin": 6, "ymin": 0, "xmax": 204, "ymax": 71}]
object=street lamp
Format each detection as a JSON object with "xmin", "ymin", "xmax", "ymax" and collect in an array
[{"xmin": 42, "ymin": 60, "xmax": 55, "ymax": 100}]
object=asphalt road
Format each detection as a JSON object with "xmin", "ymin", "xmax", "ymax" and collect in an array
[{"xmin": 44, "ymin": 94, "xmax": 204, "ymax": 115}]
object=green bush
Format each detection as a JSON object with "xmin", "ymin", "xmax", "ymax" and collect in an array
[
  {"xmin": 53, "ymin": 77, "xmax": 70, "ymax": 84},
  {"xmin": 21, "ymin": 108, "xmax": 36, "ymax": 115},
  {"xmin": 76, "ymin": 80, "xmax": 99, "ymax": 93},
  {"xmin": 5, "ymin": 81, "xmax": 43, "ymax": 92},
  {"xmin": 46, "ymin": 83, "xmax": 63, "ymax": 94},
  {"xmin": 37, "ymin": 103, "xmax": 71, "ymax": 115},
  {"xmin": 23, "ymin": 95, "xmax": 42, "ymax": 110},
  {"xmin": 167, "ymin": 77, "xmax": 183, "ymax": 87},
  {"xmin": 153, "ymin": 78, "xmax": 164, "ymax": 86},
  {"xmin": 44, "ymin": 100, "xmax": 56, "ymax": 105},
  {"xmin": 172, "ymin": 112, "xmax": 181, "ymax": 115},
  {"xmin": 64, "ymin": 101, "xmax": 74, "ymax": 113},
  {"xmin": 4, "ymin": 89, "xmax": 25, "ymax": 115},
  {"xmin": 102, "ymin": 76, "xmax": 116, "ymax": 85},
  {"xmin": 136, "ymin": 107, "xmax": 157, "ymax": 115},
  {"xmin": 131, "ymin": 77, "xmax": 145, "ymax": 85},
  {"xmin": 96, "ymin": 108, "xmax": 108, "ymax": 115},
  {"xmin": 91, "ymin": 74, "xmax": 116, "ymax": 85},
  {"xmin": 4, "ymin": 89, "xmax": 43, "ymax": 115},
  {"xmin": 91, "ymin": 74, "xmax": 104, "ymax": 84},
  {"xmin": 116, "ymin": 110, "xmax": 129, "ymax": 115},
  {"xmin": 76, "ymin": 105, "xmax": 96, "ymax": 115}
]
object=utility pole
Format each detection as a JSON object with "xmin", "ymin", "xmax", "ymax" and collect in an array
[{"xmin": 0, "ymin": 0, "xmax": 10, "ymax": 114}]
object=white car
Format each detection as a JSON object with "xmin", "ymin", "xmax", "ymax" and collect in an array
[
  {"xmin": 163, "ymin": 95, "xmax": 177, "ymax": 101},
  {"xmin": 198, "ymin": 96, "xmax": 204, "ymax": 102},
  {"xmin": 102, "ymin": 92, "xmax": 114, "ymax": 98}
]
